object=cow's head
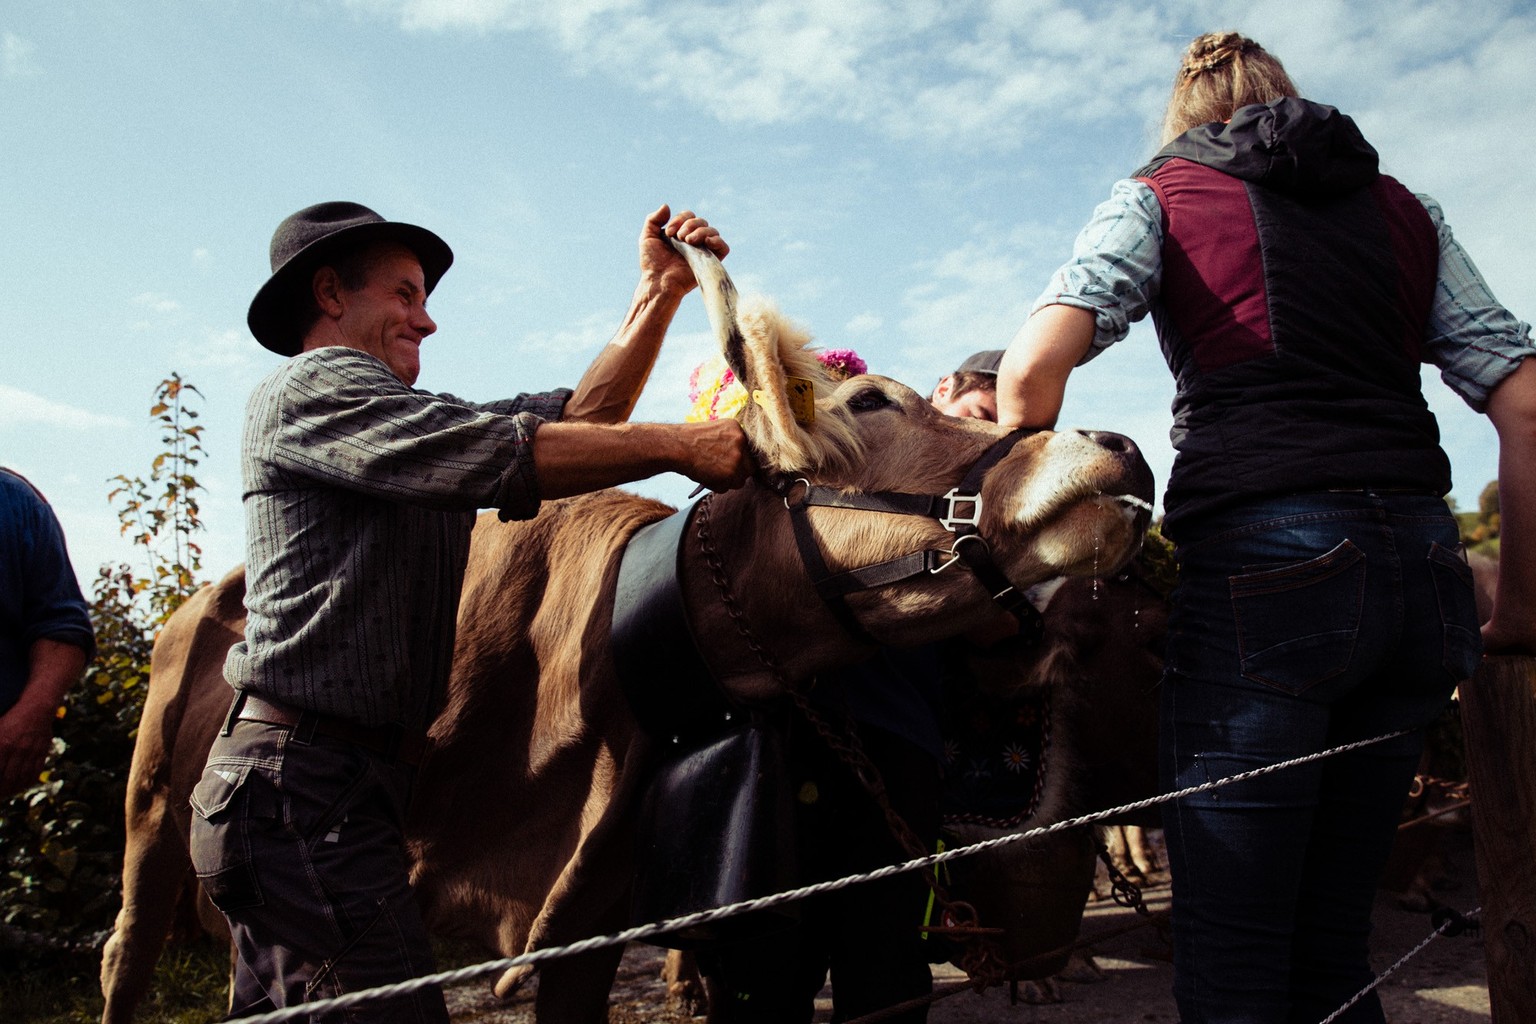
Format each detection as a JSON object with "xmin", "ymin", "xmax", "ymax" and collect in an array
[{"xmin": 673, "ymin": 242, "xmax": 1155, "ymax": 690}]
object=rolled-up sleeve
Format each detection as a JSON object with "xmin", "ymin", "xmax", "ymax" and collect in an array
[
  {"xmin": 23, "ymin": 510, "xmax": 94, "ymax": 658},
  {"xmin": 1032, "ymin": 178, "xmax": 1165, "ymax": 363},
  {"xmin": 1, "ymin": 474, "xmax": 95, "ymax": 685},
  {"xmin": 1417, "ymin": 195, "xmax": 1534, "ymax": 412},
  {"xmin": 263, "ymin": 352, "xmax": 573, "ymax": 519}
]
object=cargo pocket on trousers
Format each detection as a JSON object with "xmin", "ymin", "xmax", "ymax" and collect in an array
[
  {"xmin": 1232, "ymin": 539, "xmax": 1366, "ymax": 695},
  {"xmin": 1428, "ymin": 542, "xmax": 1482, "ymax": 683},
  {"xmin": 189, "ymin": 762, "xmax": 266, "ymax": 913}
]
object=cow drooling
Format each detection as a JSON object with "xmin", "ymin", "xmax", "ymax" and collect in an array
[{"xmin": 984, "ymin": 429, "xmax": 1156, "ymax": 581}]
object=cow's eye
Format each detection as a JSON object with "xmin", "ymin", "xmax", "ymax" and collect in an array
[{"xmin": 846, "ymin": 386, "xmax": 892, "ymax": 413}]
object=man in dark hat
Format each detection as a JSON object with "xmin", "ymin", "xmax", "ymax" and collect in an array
[
  {"xmin": 189, "ymin": 201, "xmax": 751, "ymax": 1022},
  {"xmin": 930, "ymin": 349, "xmax": 1002, "ymax": 420}
]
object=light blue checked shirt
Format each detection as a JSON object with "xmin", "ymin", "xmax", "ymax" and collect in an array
[{"xmin": 1035, "ymin": 179, "xmax": 1533, "ymax": 412}]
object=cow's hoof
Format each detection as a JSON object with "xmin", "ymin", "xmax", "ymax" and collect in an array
[
  {"xmin": 494, "ymin": 963, "xmax": 535, "ymax": 998},
  {"xmin": 665, "ymin": 979, "xmax": 707, "ymax": 1017},
  {"xmin": 1015, "ymin": 977, "xmax": 1064, "ymax": 1004},
  {"xmin": 1056, "ymin": 951, "xmax": 1106, "ymax": 984}
]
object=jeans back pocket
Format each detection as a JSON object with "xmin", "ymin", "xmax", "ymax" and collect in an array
[
  {"xmin": 1428, "ymin": 541, "xmax": 1482, "ymax": 682},
  {"xmin": 1231, "ymin": 539, "xmax": 1366, "ymax": 695}
]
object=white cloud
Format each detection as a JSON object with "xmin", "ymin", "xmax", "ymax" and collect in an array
[
  {"xmin": 341, "ymin": 0, "xmax": 1180, "ymax": 144},
  {"xmin": 900, "ymin": 234, "xmax": 1036, "ymax": 348},
  {"xmin": 0, "ymin": 385, "xmax": 130, "ymax": 430},
  {"xmin": 173, "ymin": 328, "xmax": 260, "ymax": 372},
  {"xmin": 3, "ymin": 31, "xmax": 38, "ymax": 77},
  {"xmin": 333, "ymin": 0, "xmax": 1534, "ymax": 168},
  {"xmin": 133, "ymin": 292, "xmax": 183, "ymax": 314},
  {"xmin": 844, "ymin": 312, "xmax": 883, "ymax": 336},
  {"xmin": 507, "ymin": 310, "xmax": 619, "ymax": 360}
]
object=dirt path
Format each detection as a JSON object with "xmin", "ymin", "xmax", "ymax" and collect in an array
[{"xmin": 444, "ymin": 829, "xmax": 1491, "ymax": 1023}]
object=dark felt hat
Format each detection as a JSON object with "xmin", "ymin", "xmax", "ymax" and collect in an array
[
  {"xmin": 247, "ymin": 201, "xmax": 454, "ymax": 356},
  {"xmin": 957, "ymin": 349, "xmax": 1004, "ymax": 375}
]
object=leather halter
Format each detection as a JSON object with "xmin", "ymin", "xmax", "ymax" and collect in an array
[{"xmin": 782, "ymin": 427, "xmax": 1047, "ymax": 646}]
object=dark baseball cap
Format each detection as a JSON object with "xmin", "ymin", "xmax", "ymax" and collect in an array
[{"xmin": 956, "ymin": 349, "xmax": 1004, "ymax": 375}]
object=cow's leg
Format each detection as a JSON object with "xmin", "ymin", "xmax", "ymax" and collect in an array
[
  {"xmin": 100, "ymin": 789, "xmax": 202, "ymax": 1024},
  {"xmin": 661, "ymin": 949, "xmax": 707, "ymax": 1016},
  {"xmin": 532, "ymin": 945, "xmax": 626, "ymax": 1023},
  {"xmin": 1123, "ymin": 825, "xmax": 1160, "ymax": 877},
  {"xmin": 1103, "ymin": 825, "xmax": 1146, "ymax": 882}
]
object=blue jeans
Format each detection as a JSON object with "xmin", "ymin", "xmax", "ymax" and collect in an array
[{"xmin": 1159, "ymin": 492, "xmax": 1480, "ymax": 1024}]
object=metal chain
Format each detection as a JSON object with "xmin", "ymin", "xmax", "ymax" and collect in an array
[{"xmin": 1094, "ymin": 839, "xmax": 1153, "ymax": 917}]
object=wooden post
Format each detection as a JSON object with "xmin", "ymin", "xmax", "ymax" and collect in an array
[{"xmin": 1459, "ymin": 655, "xmax": 1536, "ymax": 1023}]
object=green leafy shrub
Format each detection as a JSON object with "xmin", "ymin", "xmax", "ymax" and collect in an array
[{"xmin": 1, "ymin": 375, "xmax": 206, "ymax": 963}]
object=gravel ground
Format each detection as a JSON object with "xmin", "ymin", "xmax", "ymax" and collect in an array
[{"xmin": 441, "ymin": 827, "xmax": 1491, "ymax": 1024}]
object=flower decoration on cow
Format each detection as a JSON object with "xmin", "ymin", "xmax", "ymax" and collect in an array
[{"xmin": 687, "ymin": 348, "xmax": 867, "ymax": 423}]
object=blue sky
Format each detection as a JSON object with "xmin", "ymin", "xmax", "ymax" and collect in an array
[{"xmin": 4, "ymin": 0, "xmax": 1531, "ymax": 587}]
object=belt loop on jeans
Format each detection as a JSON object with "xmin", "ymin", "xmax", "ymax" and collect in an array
[
  {"xmin": 290, "ymin": 711, "xmax": 321, "ymax": 747},
  {"xmin": 222, "ymin": 690, "xmax": 248, "ymax": 737}
]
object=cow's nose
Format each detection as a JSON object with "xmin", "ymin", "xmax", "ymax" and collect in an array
[{"xmin": 1079, "ymin": 429, "xmax": 1137, "ymax": 456}]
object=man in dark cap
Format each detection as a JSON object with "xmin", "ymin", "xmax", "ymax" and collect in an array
[
  {"xmin": 930, "ymin": 349, "xmax": 1002, "ymax": 421},
  {"xmin": 189, "ymin": 201, "xmax": 751, "ymax": 1022}
]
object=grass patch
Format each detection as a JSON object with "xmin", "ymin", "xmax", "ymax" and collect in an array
[{"xmin": 2, "ymin": 940, "xmax": 228, "ymax": 1024}]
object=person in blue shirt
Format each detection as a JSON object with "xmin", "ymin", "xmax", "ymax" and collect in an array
[{"xmin": 0, "ymin": 467, "xmax": 95, "ymax": 797}]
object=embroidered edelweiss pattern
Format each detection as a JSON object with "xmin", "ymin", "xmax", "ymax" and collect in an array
[{"xmin": 1001, "ymin": 743, "xmax": 1033, "ymax": 774}]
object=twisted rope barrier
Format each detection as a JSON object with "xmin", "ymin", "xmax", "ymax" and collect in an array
[
  {"xmin": 226, "ymin": 726, "xmax": 1471, "ymax": 1024},
  {"xmin": 1315, "ymin": 905, "xmax": 1482, "ymax": 1024}
]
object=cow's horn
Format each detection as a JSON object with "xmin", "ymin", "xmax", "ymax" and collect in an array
[{"xmin": 668, "ymin": 237, "xmax": 750, "ymax": 386}]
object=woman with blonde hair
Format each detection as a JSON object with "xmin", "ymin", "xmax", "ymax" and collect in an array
[{"xmin": 994, "ymin": 31, "xmax": 1536, "ymax": 1024}]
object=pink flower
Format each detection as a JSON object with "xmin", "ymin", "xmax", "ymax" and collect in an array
[{"xmin": 817, "ymin": 349, "xmax": 867, "ymax": 381}]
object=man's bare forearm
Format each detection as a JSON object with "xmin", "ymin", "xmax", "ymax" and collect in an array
[
  {"xmin": 0, "ymin": 638, "xmax": 89, "ymax": 795},
  {"xmin": 1483, "ymin": 356, "xmax": 1536, "ymax": 653},
  {"xmin": 532, "ymin": 419, "xmax": 753, "ymax": 497},
  {"xmin": 561, "ymin": 280, "xmax": 684, "ymax": 424}
]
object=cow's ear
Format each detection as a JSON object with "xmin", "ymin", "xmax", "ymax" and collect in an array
[{"xmin": 731, "ymin": 298, "xmax": 838, "ymax": 472}]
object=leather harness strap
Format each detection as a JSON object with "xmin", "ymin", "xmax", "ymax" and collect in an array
[{"xmin": 784, "ymin": 427, "xmax": 1048, "ymax": 645}]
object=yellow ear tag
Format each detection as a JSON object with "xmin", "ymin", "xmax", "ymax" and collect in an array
[{"xmin": 754, "ymin": 376, "xmax": 816, "ymax": 427}]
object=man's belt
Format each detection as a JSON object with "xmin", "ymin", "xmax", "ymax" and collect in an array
[{"xmin": 231, "ymin": 691, "xmax": 427, "ymax": 767}]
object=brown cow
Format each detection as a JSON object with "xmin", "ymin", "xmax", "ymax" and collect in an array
[
  {"xmin": 927, "ymin": 556, "xmax": 1168, "ymax": 996},
  {"xmin": 100, "ymin": 246, "xmax": 1154, "ymax": 1023},
  {"xmin": 662, "ymin": 556, "xmax": 1171, "ymax": 1015}
]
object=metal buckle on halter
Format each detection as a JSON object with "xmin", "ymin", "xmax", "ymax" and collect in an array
[
  {"xmin": 930, "ymin": 533, "xmax": 990, "ymax": 574},
  {"xmin": 938, "ymin": 487, "xmax": 983, "ymax": 532},
  {"xmin": 782, "ymin": 478, "xmax": 811, "ymax": 510}
]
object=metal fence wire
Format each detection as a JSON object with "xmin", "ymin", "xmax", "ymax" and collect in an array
[{"xmin": 221, "ymin": 726, "xmax": 1483, "ymax": 1024}]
